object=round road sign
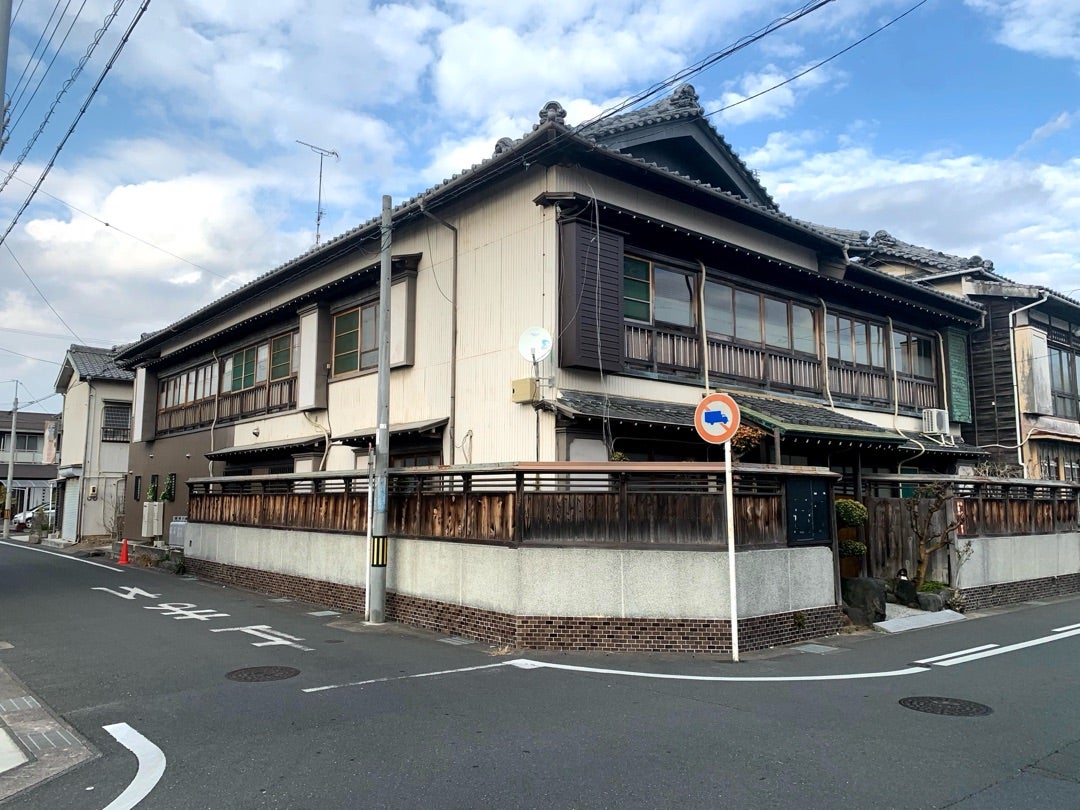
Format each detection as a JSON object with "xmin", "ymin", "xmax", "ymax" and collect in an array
[{"xmin": 694, "ymin": 393, "xmax": 741, "ymax": 444}]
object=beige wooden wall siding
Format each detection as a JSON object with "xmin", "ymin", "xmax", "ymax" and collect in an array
[
  {"xmin": 59, "ymin": 376, "xmax": 90, "ymax": 468},
  {"xmin": 324, "ymin": 168, "xmax": 558, "ymax": 466}
]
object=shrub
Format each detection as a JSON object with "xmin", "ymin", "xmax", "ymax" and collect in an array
[
  {"xmin": 835, "ymin": 498, "xmax": 869, "ymax": 528},
  {"xmin": 838, "ymin": 539, "xmax": 867, "ymax": 557}
]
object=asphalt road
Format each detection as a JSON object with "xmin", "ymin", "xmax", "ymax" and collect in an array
[{"xmin": 1, "ymin": 538, "xmax": 1079, "ymax": 809}]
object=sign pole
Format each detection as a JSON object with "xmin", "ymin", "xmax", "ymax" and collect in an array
[
  {"xmin": 725, "ymin": 438, "xmax": 738, "ymax": 662},
  {"xmin": 693, "ymin": 392, "xmax": 741, "ymax": 662}
]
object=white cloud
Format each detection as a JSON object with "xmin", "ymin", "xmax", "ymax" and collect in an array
[
  {"xmin": 710, "ymin": 63, "xmax": 838, "ymax": 126},
  {"xmin": 965, "ymin": 0, "xmax": 1080, "ymax": 61},
  {"xmin": 761, "ymin": 142, "xmax": 1080, "ymax": 291}
]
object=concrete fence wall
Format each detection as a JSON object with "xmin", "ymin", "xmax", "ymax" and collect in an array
[
  {"xmin": 181, "ymin": 523, "xmax": 835, "ymax": 621},
  {"xmin": 955, "ymin": 532, "xmax": 1080, "ymax": 591}
]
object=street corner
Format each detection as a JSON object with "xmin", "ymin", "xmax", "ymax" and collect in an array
[{"xmin": 0, "ymin": 662, "xmax": 98, "ymax": 802}]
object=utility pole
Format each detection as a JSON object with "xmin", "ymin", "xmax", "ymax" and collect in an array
[
  {"xmin": 3, "ymin": 384, "xmax": 16, "ymax": 539},
  {"xmin": 296, "ymin": 140, "xmax": 338, "ymax": 246},
  {"xmin": 366, "ymin": 195, "xmax": 392, "ymax": 623},
  {"xmin": 0, "ymin": 0, "xmax": 11, "ymax": 153}
]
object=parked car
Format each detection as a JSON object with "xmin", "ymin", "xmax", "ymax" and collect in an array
[{"xmin": 13, "ymin": 505, "xmax": 54, "ymax": 532}]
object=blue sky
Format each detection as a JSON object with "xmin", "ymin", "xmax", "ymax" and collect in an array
[{"xmin": 1, "ymin": 0, "xmax": 1078, "ymax": 410}]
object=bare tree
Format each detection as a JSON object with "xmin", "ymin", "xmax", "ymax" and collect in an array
[{"xmin": 906, "ymin": 483, "xmax": 961, "ymax": 589}]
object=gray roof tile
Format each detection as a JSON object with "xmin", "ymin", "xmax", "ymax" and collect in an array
[{"xmin": 67, "ymin": 345, "xmax": 134, "ymax": 381}]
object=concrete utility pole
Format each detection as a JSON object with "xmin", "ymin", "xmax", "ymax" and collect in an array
[
  {"xmin": 366, "ymin": 195, "xmax": 392, "ymax": 623},
  {"xmin": 3, "ymin": 385, "xmax": 16, "ymax": 539},
  {"xmin": 0, "ymin": 0, "xmax": 11, "ymax": 152}
]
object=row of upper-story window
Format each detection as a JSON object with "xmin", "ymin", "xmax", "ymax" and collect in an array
[
  {"xmin": 623, "ymin": 255, "xmax": 937, "ymax": 378},
  {"xmin": 157, "ymin": 302, "xmax": 382, "ymax": 409},
  {"xmin": 159, "ymin": 332, "xmax": 300, "ymax": 409}
]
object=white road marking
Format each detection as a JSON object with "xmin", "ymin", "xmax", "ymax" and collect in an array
[
  {"xmin": 101, "ymin": 723, "xmax": 166, "ymax": 810},
  {"xmin": 913, "ymin": 644, "xmax": 999, "ymax": 665},
  {"xmin": 932, "ymin": 625, "xmax": 1080, "ymax": 666},
  {"xmin": 302, "ymin": 660, "xmax": 928, "ymax": 693},
  {"xmin": 302, "ymin": 619, "xmax": 1080, "ymax": 692},
  {"xmin": 302, "ymin": 662, "xmax": 513, "ymax": 693},
  {"xmin": 505, "ymin": 659, "xmax": 930, "ymax": 682},
  {"xmin": 1052, "ymin": 622, "xmax": 1080, "ymax": 632},
  {"xmin": 0, "ymin": 540, "xmax": 125, "ymax": 572}
]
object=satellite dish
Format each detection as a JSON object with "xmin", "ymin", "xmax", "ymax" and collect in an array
[{"xmin": 518, "ymin": 326, "xmax": 553, "ymax": 363}]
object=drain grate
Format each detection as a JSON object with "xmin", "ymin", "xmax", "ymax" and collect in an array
[
  {"xmin": 899, "ymin": 696, "xmax": 992, "ymax": 717},
  {"xmin": 226, "ymin": 666, "xmax": 301, "ymax": 683}
]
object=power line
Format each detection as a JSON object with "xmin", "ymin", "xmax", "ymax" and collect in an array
[
  {"xmin": 705, "ymin": 0, "xmax": 930, "ymax": 119},
  {"xmin": 0, "ymin": 0, "xmax": 126, "ymax": 200},
  {"xmin": 0, "ymin": 345, "xmax": 61, "ymax": 365},
  {"xmin": 414, "ymin": 0, "xmax": 839, "ymax": 219},
  {"xmin": 0, "ymin": 325, "xmax": 119, "ymax": 343},
  {"xmin": 7, "ymin": 0, "xmax": 92, "ymax": 137},
  {"xmin": 0, "ymin": 0, "xmax": 150, "ymax": 250},
  {"xmin": 11, "ymin": 175, "xmax": 240, "ymax": 285},
  {"xmin": 4, "ymin": 244, "xmax": 83, "ymax": 342}
]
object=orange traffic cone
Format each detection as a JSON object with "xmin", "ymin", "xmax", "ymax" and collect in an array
[{"xmin": 117, "ymin": 538, "xmax": 130, "ymax": 565}]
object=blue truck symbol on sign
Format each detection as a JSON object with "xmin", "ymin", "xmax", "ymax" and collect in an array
[{"xmin": 703, "ymin": 410, "xmax": 729, "ymax": 425}]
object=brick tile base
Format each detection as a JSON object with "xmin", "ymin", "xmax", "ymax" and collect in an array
[
  {"xmin": 185, "ymin": 557, "xmax": 843, "ymax": 654},
  {"xmin": 958, "ymin": 573, "xmax": 1080, "ymax": 611}
]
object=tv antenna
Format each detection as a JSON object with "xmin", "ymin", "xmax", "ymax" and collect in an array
[{"xmin": 296, "ymin": 139, "xmax": 339, "ymax": 246}]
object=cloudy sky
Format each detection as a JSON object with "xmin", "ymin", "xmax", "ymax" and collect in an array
[{"xmin": 1, "ymin": 0, "xmax": 1078, "ymax": 411}]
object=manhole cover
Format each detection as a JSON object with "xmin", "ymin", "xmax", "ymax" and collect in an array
[
  {"xmin": 899, "ymin": 696, "xmax": 992, "ymax": 717},
  {"xmin": 226, "ymin": 666, "xmax": 300, "ymax": 683}
]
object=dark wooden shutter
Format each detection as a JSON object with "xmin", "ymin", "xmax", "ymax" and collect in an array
[{"xmin": 558, "ymin": 220, "xmax": 625, "ymax": 371}]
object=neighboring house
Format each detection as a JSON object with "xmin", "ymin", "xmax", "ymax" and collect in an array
[
  {"xmin": 53, "ymin": 345, "xmax": 135, "ymax": 542},
  {"xmin": 0, "ymin": 409, "xmax": 58, "ymax": 518},
  {"xmin": 826, "ymin": 228, "xmax": 1080, "ymax": 481},
  {"xmin": 114, "ymin": 85, "xmax": 984, "ymax": 542}
]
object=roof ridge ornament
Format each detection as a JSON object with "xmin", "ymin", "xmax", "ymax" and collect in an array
[
  {"xmin": 535, "ymin": 101, "xmax": 567, "ymax": 129},
  {"xmin": 658, "ymin": 83, "xmax": 701, "ymax": 112}
]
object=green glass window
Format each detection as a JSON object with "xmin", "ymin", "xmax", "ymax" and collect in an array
[
  {"xmin": 271, "ymin": 334, "xmax": 293, "ymax": 380},
  {"xmin": 333, "ymin": 303, "xmax": 379, "ymax": 375},
  {"xmin": 623, "ymin": 257, "xmax": 651, "ymax": 322}
]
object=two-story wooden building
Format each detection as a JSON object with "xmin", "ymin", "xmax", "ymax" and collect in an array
[{"xmin": 114, "ymin": 85, "xmax": 984, "ymax": 542}]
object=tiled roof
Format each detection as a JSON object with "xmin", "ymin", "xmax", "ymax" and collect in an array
[
  {"xmin": 805, "ymin": 224, "xmax": 998, "ymax": 277},
  {"xmin": 554, "ymin": 389, "xmax": 906, "ymax": 445},
  {"xmin": 117, "ymin": 89, "xmax": 838, "ymax": 363},
  {"xmin": 67, "ymin": 345, "xmax": 134, "ymax": 381},
  {"xmin": 577, "ymin": 83, "xmax": 777, "ymax": 209}
]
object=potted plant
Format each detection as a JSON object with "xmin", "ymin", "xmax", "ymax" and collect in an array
[
  {"xmin": 838, "ymin": 538, "xmax": 867, "ymax": 577},
  {"xmin": 835, "ymin": 498, "xmax": 869, "ymax": 577},
  {"xmin": 835, "ymin": 497, "xmax": 869, "ymax": 531}
]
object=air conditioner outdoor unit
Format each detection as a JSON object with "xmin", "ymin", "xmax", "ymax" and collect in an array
[{"xmin": 921, "ymin": 408, "xmax": 950, "ymax": 435}]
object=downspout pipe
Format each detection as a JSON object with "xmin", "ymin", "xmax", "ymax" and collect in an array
[
  {"xmin": 697, "ymin": 260, "xmax": 710, "ymax": 394},
  {"xmin": 421, "ymin": 205, "xmax": 459, "ymax": 465},
  {"xmin": 1008, "ymin": 293, "xmax": 1050, "ymax": 468}
]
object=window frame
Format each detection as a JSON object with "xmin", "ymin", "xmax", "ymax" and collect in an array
[
  {"xmin": 705, "ymin": 278, "xmax": 818, "ymax": 357},
  {"xmin": 332, "ymin": 301, "xmax": 380, "ymax": 377},
  {"xmin": 623, "ymin": 255, "xmax": 697, "ymax": 329},
  {"xmin": 221, "ymin": 330, "xmax": 299, "ymax": 393}
]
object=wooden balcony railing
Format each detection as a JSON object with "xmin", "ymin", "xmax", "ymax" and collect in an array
[
  {"xmin": 156, "ymin": 377, "xmax": 297, "ymax": 435},
  {"xmin": 625, "ymin": 324, "xmax": 938, "ymax": 411},
  {"xmin": 188, "ymin": 462, "xmax": 836, "ymax": 549}
]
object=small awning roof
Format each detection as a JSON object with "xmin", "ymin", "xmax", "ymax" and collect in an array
[
  {"xmin": 333, "ymin": 417, "xmax": 448, "ymax": 445},
  {"xmin": 556, "ymin": 389, "xmax": 919, "ymax": 450},
  {"xmin": 205, "ymin": 435, "xmax": 325, "ymax": 460}
]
